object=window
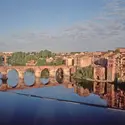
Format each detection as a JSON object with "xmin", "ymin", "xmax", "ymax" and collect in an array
[{"xmin": 123, "ymin": 65, "xmax": 125, "ymax": 68}]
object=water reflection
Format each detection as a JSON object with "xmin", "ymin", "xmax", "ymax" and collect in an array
[
  {"xmin": 103, "ymin": 83, "xmax": 125, "ymax": 110},
  {"xmin": 75, "ymin": 81, "xmax": 125, "ymax": 110},
  {"xmin": 40, "ymin": 78, "xmax": 49, "ymax": 85},
  {"xmin": 1, "ymin": 71, "xmax": 125, "ymax": 125},
  {"xmin": 24, "ymin": 70, "xmax": 35, "ymax": 86},
  {"xmin": 0, "ymin": 73, "xmax": 2, "ymax": 85},
  {"xmin": 7, "ymin": 70, "xmax": 19, "ymax": 87},
  {"xmin": 74, "ymin": 81, "xmax": 93, "ymax": 97},
  {"xmin": 1, "ymin": 70, "xmax": 125, "ymax": 110},
  {"xmin": 40, "ymin": 68, "xmax": 49, "ymax": 85}
]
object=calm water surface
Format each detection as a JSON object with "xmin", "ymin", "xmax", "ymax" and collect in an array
[{"xmin": 0, "ymin": 70, "xmax": 125, "ymax": 125}]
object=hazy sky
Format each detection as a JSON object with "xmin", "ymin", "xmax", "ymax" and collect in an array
[{"xmin": 0, "ymin": 0, "xmax": 125, "ymax": 52}]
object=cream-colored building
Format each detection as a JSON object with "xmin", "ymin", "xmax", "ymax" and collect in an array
[
  {"xmin": 73, "ymin": 56, "xmax": 92, "ymax": 67},
  {"xmin": 80, "ymin": 56, "xmax": 92, "ymax": 67},
  {"xmin": 46, "ymin": 57, "xmax": 54, "ymax": 63},
  {"xmin": 65, "ymin": 58, "xmax": 74, "ymax": 66}
]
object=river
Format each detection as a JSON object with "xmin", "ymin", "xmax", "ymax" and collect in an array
[{"xmin": 0, "ymin": 70, "xmax": 125, "ymax": 125}]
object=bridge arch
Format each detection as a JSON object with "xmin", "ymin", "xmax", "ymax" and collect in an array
[
  {"xmin": 7, "ymin": 69, "xmax": 19, "ymax": 88},
  {"xmin": 24, "ymin": 68, "xmax": 35, "ymax": 73},
  {"xmin": 55, "ymin": 68, "xmax": 64, "ymax": 84},
  {"xmin": 41, "ymin": 68, "xmax": 49, "ymax": 78},
  {"xmin": 24, "ymin": 68, "xmax": 35, "ymax": 86},
  {"xmin": 69, "ymin": 68, "xmax": 73, "ymax": 82},
  {"xmin": 40, "ymin": 68, "xmax": 49, "ymax": 85},
  {"xmin": 0, "ymin": 72, "xmax": 2, "ymax": 86},
  {"xmin": 7, "ymin": 68, "xmax": 19, "ymax": 75}
]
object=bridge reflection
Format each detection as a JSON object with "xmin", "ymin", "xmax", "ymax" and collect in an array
[
  {"xmin": 0, "ymin": 76, "xmax": 70, "ymax": 91},
  {"xmin": 1, "ymin": 73, "xmax": 125, "ymax": 110}
]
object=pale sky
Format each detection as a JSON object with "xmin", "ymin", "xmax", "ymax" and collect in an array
[{"xmin": 0, "ymin": 0, "xmax": 125, "ymax": 52}]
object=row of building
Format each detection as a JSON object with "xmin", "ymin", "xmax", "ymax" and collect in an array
[{"xmin": 64, "ymin": 48, "xmax": 125, "ymax": 81}]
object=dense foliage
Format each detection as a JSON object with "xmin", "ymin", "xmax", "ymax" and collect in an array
[
  {"xmin": 7, "ymin": 50, "xmax": 64, "ymax": 66},
  {"xmin": 36, "ymin": 58, "xmax": 46, "ymax": 66},
  {"xmin": 54, "ymin": 58, "xmax": 65, "ymax": 66},
  {"xmin": 73, "ymin": 65, "xmax": 94, "ymax": 83},
  {"xmin": 70, "ymin": 52, "xmax": 81, "ymax": 55}
]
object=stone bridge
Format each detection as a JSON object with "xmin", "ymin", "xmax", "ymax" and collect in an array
[{"xmin": 0, "ymin": 65, "xmax": 76, "ymax": 91}]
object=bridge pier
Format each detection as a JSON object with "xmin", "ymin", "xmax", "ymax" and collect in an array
[
  {"xmin": 49, "ymin": 68, "xmax": 58, "ymax": 85},
  {"xmin": 0, "ymin": 84, "xmax": 8, "ymax": 91},
  {"xmin": 17, "ymin": 78, "xmax": 25, "ymax": 88},
  {"xmin": 49, "ymin": 77, "xmax": 58, "ymax": 85},
  {"xmin": 35, "ymin": 77, "xmax": 41, "ymax": 86},
  {"xmin": 63, "ymin": 76, "xmax": 73, "ymax": 88},
  {"xmin": 0, "ymin": 71, "xmax": 8, "ymax": 91},
  {"xmin": 18, "ymin": 71, "xmax": 25, "ymax": 88},
  {"xmin": 34, "ymin": 70, "xmax": 41, "ymax": 86},
  {"xmin": 63, "ymin": 68, "xmax": 74, "ymax": 88},
  {"xmin": 74, "ymin": 84, "xmax": 78, "ymax": 93},
  {"xmin": 35, "ymin": 70, "xmax": 41, "ymax": 78}
]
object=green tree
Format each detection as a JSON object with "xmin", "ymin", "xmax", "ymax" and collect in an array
[
  {"xmin": 42, "ymin": 50, "xmax": 51, "ymax": 58},
  {"xmin": 7, "ymin": 56, "xmax": 11, "ymax": 65},
  {"xmin": 9, "ymin": 52, "xmax": 27, "ymax": 66},
  {"xmin": 25, "ymin": 55, "xmax": 37, "ymax": 62},
  {"xmin": 38, "ymin": 50, "xmax": 54, "ymax": 58},
  {"xmin": 54, "ymin": 58, "xmax": 64, "ymax": 65},
  {"xmin": 7, "ymin": 50, "xmax": 56, "ymax": 66},
  {"xmin": 73, "ymin": 65, "xmax": 94, "ymax": 82},
  {"xmin": 36, "ymin": 58, "xmax": 46, "ymax": 66},
  {"xmin": 51, "ymin": 53, "xmax": 56, "ymax": 58},
  {"xmin": 38, "ymin": 50, "xmax": 43, "ymax": 58}
]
